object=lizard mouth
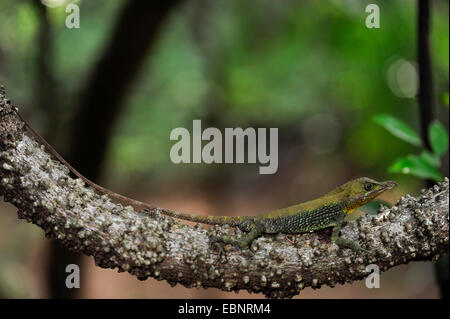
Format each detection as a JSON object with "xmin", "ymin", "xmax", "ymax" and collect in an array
[
  {"xmin": 368, "ymin": 180, "xmax": 398, "ymax": 198},
  {"xmin": 381, "ymin": 180, "xmax": 398, "ymax": 189}
]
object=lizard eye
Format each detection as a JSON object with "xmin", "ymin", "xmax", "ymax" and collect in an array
[{"xmin": 364, "ymin": 183, "xmax": 374, "ymax": 192}]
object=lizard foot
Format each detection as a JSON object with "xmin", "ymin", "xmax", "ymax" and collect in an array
[{"xmin": 332, "ymin": 237, "xmax": 364, "ymax": 254}]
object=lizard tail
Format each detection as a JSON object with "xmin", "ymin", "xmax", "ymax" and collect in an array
[
  {"xmin": 14, "ymin": 109, "xmax": 254, "ymax": 227},
  {"xmin": 160, "ymin": 210, "xmax": 253, "ymax": 226}
]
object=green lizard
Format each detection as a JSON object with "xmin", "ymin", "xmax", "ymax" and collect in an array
[
  {"xmin": 13, "ymin": 109, "xmax": 397, "ymax": 253},
  {"xmin": 162, "ymin": 177, "xmax": 397, "ymax": 252}
]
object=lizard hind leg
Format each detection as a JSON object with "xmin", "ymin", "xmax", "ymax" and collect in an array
[
  {"xmin": 236, "ymin": 225, "xmax": 262, "ymax": 248},
  {"xmin": 211, "ymin": 222, "xmax": 263, "ymax": 249}
]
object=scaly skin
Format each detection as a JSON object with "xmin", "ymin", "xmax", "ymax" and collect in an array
[
  {"xmin": 13, "ymin": 109, "xmax": 397, "ymax": 252},
  {"xmin": 162, "ymin": 177, "xmax": 397, "ymax": 252}
]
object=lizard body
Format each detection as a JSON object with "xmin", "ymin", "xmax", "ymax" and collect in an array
[
  {"xmin": 14, "ymin": 110, "xmax": 397, "ymax": 252},
  {"xmin": 162, "ymin": 178, "xmax": 396, "ymax": 251}
]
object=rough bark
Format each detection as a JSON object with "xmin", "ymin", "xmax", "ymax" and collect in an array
[{"xmin": 0, "ymin": 88, "xmax": 448, "ymax": 298}]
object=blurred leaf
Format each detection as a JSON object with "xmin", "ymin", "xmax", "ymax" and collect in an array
[
  {"xmin": 345, "ymin": 200, "xmax": 392, "ymax": 222},
  {"xmin": 420, "ymin": 150, "xmax": 441, "ymax": 168},
  {"xmin": 389, "ymin": 155, "xmax": 443, "ymax": 182},
  {"xmin": 443, "ymin": 93, "xmax": 449, "ymax": 107},
  {"xmin": 429, "ymin": 121, "xmax": 449, "ymax": 157},
  {"xmin": 17, "ymin": 2, "xmax": 38, "ymax": 44},
  {"xmin": 362, "ymin": 200, "xmax": 392, "ymax": 214},
  {"xmin": 373, "ymin": 114, "xmax": 422, "ymax": 146}
]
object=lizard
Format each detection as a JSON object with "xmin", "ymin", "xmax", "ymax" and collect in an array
[
  {"xmin": 161, "ymin": 176, "xmax": 397, "ymax": 252},
  {"xmin": 11, "ymin": 108, "xmax": 397, "ymax": 253}
]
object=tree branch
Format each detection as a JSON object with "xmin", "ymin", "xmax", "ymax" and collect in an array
[{"xmin": 0, "ymin": 87, "xmax": 448, "ymax": 298}]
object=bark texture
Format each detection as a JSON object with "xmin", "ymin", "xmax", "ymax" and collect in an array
[{"xmin": 0, "ymin": 88, "xmax": 448, "ymax": 298}]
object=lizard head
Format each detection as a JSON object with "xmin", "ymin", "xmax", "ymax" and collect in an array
[{"xmin": 339, "ymin": 177, "xmax": 397, "ymax": 214}]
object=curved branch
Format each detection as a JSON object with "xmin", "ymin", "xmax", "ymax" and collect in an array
[{"xmin": 0, "ymin": 87, "xmax": 448, "ymax": 298}]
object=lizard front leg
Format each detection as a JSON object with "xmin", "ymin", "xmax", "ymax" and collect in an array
[{"xmin": 331, "ymin": 216, "xmax": 363, "ymax": 253}]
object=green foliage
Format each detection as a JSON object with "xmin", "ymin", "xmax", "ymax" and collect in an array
[
  {"xmin": 374, "ymin": 110, "xmax": 448, "ymax": 182},
  {"xmin": 373, "ymin": 114, "xmax": 422, "ymax": 146},
  {"xmin": 361, "ymin": 200, "xmax": 392, "ymax": 215},
  {"xmin": 420, "ymin": 150, "xmax": 440, "ymax": 168},
  {"xmin": 429, "ymin": 121, "xmax": 449, "ymax": 157},
  {"xmin": 388, "ymin": 154, "xmax": 442, "ymax": 182}
]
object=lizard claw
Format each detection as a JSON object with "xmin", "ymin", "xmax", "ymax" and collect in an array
[
  {"xmin": 285, "ymin": 235, "xmax": 296, "ymax": 245},
  {"xmin": 352, "ymin": 241, "xmax": 365, "ymax": 255}
]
